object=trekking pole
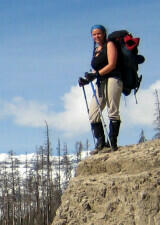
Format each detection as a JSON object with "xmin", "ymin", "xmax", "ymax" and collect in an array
[
  {"xmin": 90, "ymin": 81, "xmax": 111, "ymax": 147},
  {"xmin": 82, "ymin": 86, "xmax": 96, "ymax": 145}
]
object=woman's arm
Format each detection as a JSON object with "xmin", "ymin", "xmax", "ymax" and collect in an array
[{"xmin": 98, "ymin": 41, "xmax": 118, "ymax": 76}]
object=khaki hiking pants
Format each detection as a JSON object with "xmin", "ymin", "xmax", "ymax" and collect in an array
[{"xmin": 89, "ymin": 77, "xmax": 123, "ymax": 123}]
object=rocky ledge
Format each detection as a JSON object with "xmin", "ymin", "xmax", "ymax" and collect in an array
[{"xmin": 52, "ymin": 139, "xmax": 160, "ymax": 225}]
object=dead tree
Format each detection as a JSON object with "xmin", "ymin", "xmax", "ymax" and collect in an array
[
  {"xmin": 62, "ymin": 143, "xmax": 73, "ymax": 190},
  {"xmin": 138, "ymin": 129, "xmax": 147, "ymax": 143},
  {"xmin": 75, "ymin": 141, "xmax": 83, "ymax": 163},
  {"xmin": 153, "ymin": 89, "xmax": 160, "ymax": 139},
  {"xmin": 56, "ymin": 139, "xmax": 61, "ymax": 191}
]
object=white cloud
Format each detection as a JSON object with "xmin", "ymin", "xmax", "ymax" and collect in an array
[
  {"xmin": 0, "ymin": 80, "xmax": 159, "ymax": 137},
  {"xmin": 121, "ymin": 80, "xmax": 160, "ymax": 127},
  {"xmin": 47, "ymin": 85, "xmax": 93, "ymax": 136},
  {"xmin": 2, "ymin": 97, "xmax": 51, "ymax": 127},
  {"xmin": 0, "ymin": 85, "xmax": 93, "ymax": 137}
]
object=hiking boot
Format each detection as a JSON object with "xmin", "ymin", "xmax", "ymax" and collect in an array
[
  {"xmin": 90, "ymin": 138, "xmax": 106, "ymax": 155},
  {"xmin": 95, "ymin": 136, "xmax": 106, "ymax": 150},
  {"xmin": 105, "ymin": 140, "xmax": 111, "ymax": 148},
  {"xmin": 109, "ymin": 120, "xmax": 121, "ymax": 151},
  {"xmin": 90, "ymin": 149, "xmax": 99, "ymax": 155},
  {"xmin": 90, "ymin": 122, "xmax": 106, "ymax": 155}
]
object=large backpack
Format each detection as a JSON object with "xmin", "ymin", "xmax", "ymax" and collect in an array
[{"xmin": 108, "ymin": 30, "xmax": 145, "ymax": 98}]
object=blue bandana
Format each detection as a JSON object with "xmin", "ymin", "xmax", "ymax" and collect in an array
[{"xmin": 91, "ymin": 25, "xmax": 106, "ymax": 33}]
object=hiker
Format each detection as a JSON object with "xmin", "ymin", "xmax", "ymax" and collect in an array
[{"xmin": 79, "ymin": 24, "xmax": 123, "ymax": 154}]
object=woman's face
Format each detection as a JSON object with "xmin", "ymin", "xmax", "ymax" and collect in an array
[{"xmin": 91, "ymin": 29, "xmax": 105, "ymax": 45}]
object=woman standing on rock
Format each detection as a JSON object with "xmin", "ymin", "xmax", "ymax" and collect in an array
[{"xmin": 79, "ymin": 25, "xmax": 123, "ymax": 154}]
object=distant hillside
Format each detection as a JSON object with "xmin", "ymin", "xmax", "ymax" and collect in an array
[
  {"xmin": 0, "ymin": 151, "xmax": 89, "ymax": 181},
  {"xmin": 52, "ymin": 139, "xmax": 160, "ymax": 225}
]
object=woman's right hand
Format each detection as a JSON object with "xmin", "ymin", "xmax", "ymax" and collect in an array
[
  {"xmin": 85, "ymin": 71, "xmax": 99, "ymax": 81},
  {"xmin": 78, "ymin": 77, "xmax": 89, "ymax": 87}
]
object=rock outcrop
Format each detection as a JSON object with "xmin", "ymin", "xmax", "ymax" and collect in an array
[{"xmin": 52, "ymin": 139, "xmax": 160, "ymax": 225}]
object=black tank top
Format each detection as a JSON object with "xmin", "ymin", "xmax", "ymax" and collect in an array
[{"xmin": 91, "ymin": 42, "xmax": 121, "ymax": 79}]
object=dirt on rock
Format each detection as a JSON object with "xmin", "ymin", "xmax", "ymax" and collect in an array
[{"xmin": 52, "ymin": 139, "xmax": 160, "ymax": 225}]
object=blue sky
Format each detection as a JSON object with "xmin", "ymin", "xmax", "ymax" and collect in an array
[{"xmin": 0, "ymin": 0, "xmax": 159, "ymax": 155}]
